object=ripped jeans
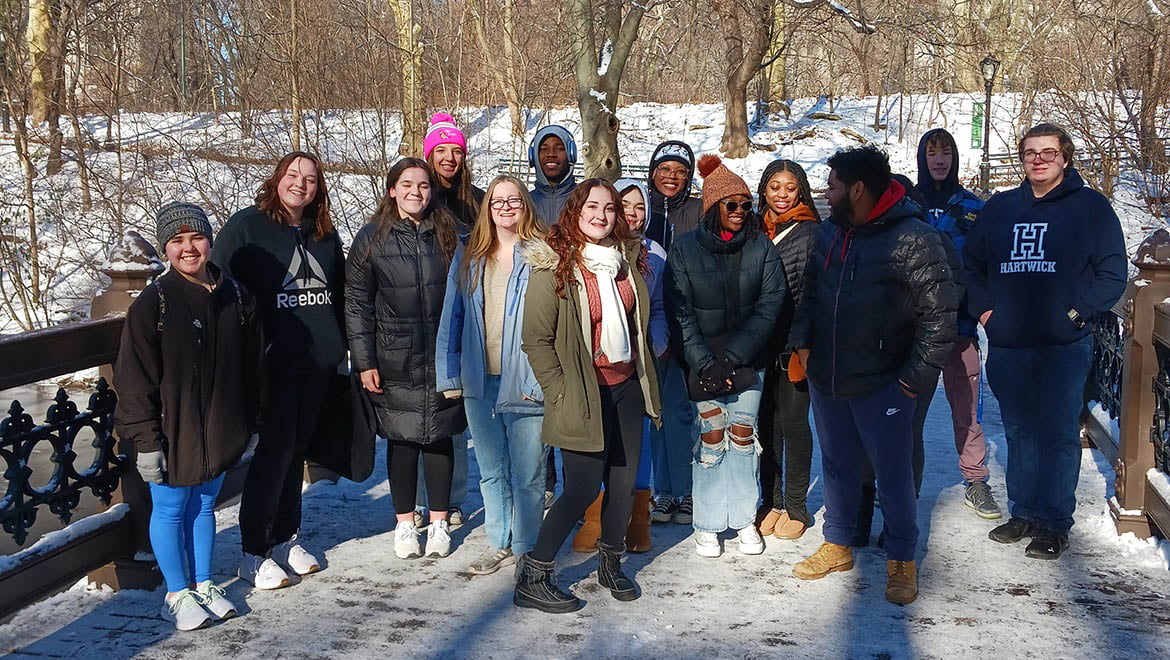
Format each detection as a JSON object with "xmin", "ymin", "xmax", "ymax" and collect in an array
[{"xmin": 690, "ymin": 370, "xmax": 765, "ymax": 533}]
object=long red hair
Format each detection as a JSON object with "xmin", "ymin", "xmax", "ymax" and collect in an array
[
  {"xmin": 546, "ymin": 179, "xmax": 648, "ymax": 298},
  {"xmin": 255, "ymin": 151, "xmax": 334, "ymax": 240}
]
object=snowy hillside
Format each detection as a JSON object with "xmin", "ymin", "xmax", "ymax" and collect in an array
[{"xmin": 0, "ymin": 93, "xmax": 1165, "ymax": 332}]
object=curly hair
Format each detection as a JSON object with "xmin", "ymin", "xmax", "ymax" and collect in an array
[
  {"xmin": 368, "ymin": 158, "xmax": 459, "ymax": 263},
  {"xmin": 546, "ymin": 179, "xmax": 648, "ymax": 299},
  {"xmin": 255, "ymin": 151, "xmax": 334, "ymax": 240}
]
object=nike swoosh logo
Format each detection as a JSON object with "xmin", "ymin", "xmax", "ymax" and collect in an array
[{"xmin": 886, "ymin": 408, "xmax": 900, "ymax": 416}]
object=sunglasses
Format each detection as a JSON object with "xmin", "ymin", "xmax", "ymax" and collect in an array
[{"xmin": 723, "ymin": 200, "xmax": 753, "ymax": 214}]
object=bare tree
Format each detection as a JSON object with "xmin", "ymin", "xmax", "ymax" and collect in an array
[
  {"xmin": 390, "ymin": 0, "xmax": 425, "ymax": 156},
  {"xmin": 568, "ymin": 0, "xmax": 655, "ymax": 180},
  {"xmin": 718, "ymin": 0, "xmax": 875, "ymax": 158}
]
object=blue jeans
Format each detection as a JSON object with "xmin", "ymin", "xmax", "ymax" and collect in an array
[
  {"xmin": 691, "ymin": 371, "xmax": 764, "ymax": 533},
  {"xmin": 650, "ymin": 358, "xmax": 694, "ymax": 497},
  {"xmin": 810, "ymin": 380, "xmax": 918, "ymax": 561},
  {"xmin": 148, "ymin": 474, "xmax": 226, "ymax": 593},
  {"xmin": 464, "ymin": 376, "xmax": 548, "ymax": 554},
  {"xmin": 985, "ymin": 335, "xmax": 1093, "ymax": 533},
  {"xmin": 417, "ymin": 429, "xmax": 469, "ymax": 509}
]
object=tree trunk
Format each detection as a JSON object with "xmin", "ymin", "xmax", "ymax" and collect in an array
[
  {"xmin": 27, "ymin": 0, "xmax": 56, "ymax": 124},
  {"xmin": 568, "ymin": 0, "xmax": 647, "ymax": 181},
  {"xmin": 391, "ymin": 0, "xmax": 425, "ymax": 157},
  {"xmin": 718, "ymin": 0, "xmax": 771, "ymax": 159},
  {"xmin": 722, "ymin": 81, "xmax": 750, "ymax": 157},
  {"xmin": 471, "ymin": 0, "xmax": 525, "ymax": 139},
  {"xmin": 289, "ymin": 0, "xmax": 301, "ymax": 151},
  {"xmin": 67, "ymin": 0, "xmax": 91, "ymax": 210},
  {"xmin": 765, "ymin": 3, "xmax": 787, "ymax": 102},
  {"xmin": 1138, "ymin": 6, "xmax": 1170, "ymax": 173}
]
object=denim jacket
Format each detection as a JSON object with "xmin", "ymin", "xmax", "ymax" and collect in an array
[{"xmin": 436, "ymin": 240, "xmax": 544, "ymax": 414}]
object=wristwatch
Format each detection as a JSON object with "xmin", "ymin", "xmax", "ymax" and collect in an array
[{"xmin": 1067, "ymin": 308, "xmax": 1087, "ymax": 331}]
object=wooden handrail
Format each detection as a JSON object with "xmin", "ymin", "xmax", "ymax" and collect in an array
[{"xmin": 0, "ymin": 316, "xmax": 125, "ymax": 391}]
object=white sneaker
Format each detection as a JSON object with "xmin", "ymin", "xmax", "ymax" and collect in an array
[
  {"xmin": 694, "ymin": 531, "xmax": 722, "ymax": 558},
  {"xmin": 238, "ymin": 553, "xmax": 290, "ymax": 590},
  {"xmin": 194, "ymin": 580, "xmax": 238, "ymax": 620},
  {"xmin": 425, "ymin": 519, "xmax": 451, "ymax": 558},
  {"xmin": 161, "ymin": 589, "xmax": 212, "ymax": 631},
  {"xmin": 271, "ymin": 536, "xmax": 321, "ymax": 575},
  {"xmin": 736, "ymin": 526, "xmax": 765, "ymax": 555},
  {"xmin": 395, "ymin": 520, "xmax": 422, "ymax": 559}
]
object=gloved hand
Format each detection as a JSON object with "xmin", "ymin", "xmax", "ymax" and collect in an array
[
  {"xmin": 699, "ymin": 358, "xmax": 736, "ymax": 395},
  {"xmin": 136, "ymin": 450, "xmax": 167, "ymax": 484}
]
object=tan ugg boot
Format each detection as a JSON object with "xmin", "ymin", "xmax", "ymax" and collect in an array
[
  {"xmin": 757, "ymin": 508, "xmax": 785, "ymax": 535},
  {"xmin": 792, "ymin": 542, "xmax": 854, "ymax": 580},
  {"xmin": 572, "ymin": 493, "xmax": 605, "ymax": 553},
  {"xmin": 626, "ymin": 490, "xmax": 653, "ymax": 553},
  {"xmin": 774, "ymin": 515, "xmax": 807, "ymax": 540},
  {"xmin": 885, "ymin": 560, "xmax": 918, "ymax": 604}
]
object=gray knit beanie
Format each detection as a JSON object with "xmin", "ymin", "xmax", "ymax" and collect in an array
[{"xmin": 155, "ymin": 202, "xmax": 213, "ymax": 250}]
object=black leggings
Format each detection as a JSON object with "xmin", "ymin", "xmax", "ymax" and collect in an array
[
  {"xmin": 758, "ymin": 364, "xmax": 815, "ymax": 525},
  {"xmin": 531, "ymin": 378, "xmax": 644, "ymax": 561},
  {"xmin": 389, "ymin": 437, "xmax": 453, "ymax": 516}
]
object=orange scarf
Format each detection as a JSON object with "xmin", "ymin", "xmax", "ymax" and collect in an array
[{"xmin": 763, "ymin": 203, "xmax": 817, "ymax": 240}]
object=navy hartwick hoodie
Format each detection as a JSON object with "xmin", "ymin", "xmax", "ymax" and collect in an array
[{"xmin": 963, "ymin": 167, "xmax": 1127, "ymax": 348}]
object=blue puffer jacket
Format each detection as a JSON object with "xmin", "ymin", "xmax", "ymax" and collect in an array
[
  {"xmin": 923, "ymin": 189, "xmax": 982, "ymax": 338},
  {"xmin": 436, "ymin": 240, "xmax": 544, "ymax": 414}
]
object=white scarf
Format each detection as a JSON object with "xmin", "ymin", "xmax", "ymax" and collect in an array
[{"xmin": 581, "ymin": 242, "xmax": 632, "ymax": 363}]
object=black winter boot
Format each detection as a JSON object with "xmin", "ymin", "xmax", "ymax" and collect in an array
[
  {"xmin": 597, "ymin": 541, "xmax": 639, "ymax": 601},
  {"xmin": 513, "ymin": 554, "xmax": 582, "ymax": 614}
]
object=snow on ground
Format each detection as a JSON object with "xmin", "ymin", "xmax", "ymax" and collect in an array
[
  {"xmin": 2, "ymin": 385, "xmax": 1168, "ymax": 659},
  {"xmin": 2, "ymin": 93, "xmax": 1164, "ymax": 333}
]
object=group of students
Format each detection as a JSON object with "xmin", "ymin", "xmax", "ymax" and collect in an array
[{"xmin": 112, "ymin": 113, "xmax": 1127, "ymax": 629}]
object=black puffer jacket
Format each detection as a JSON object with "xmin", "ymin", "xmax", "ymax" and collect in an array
[
  {"xmin": 788, "ymin": 181, "xmax": 957, "ymax": 398},
  {"xmin": 665, "ymin": 224, "xmax": 786, "ymax": 373},
  {"xmin": 769, "ymin": 217, "xmax": 820, "ymax": 358},
  {"xmin": 345, "ymin": 218, "xmax": 466, "ymax": 444}
]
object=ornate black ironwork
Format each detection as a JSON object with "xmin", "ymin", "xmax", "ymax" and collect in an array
[
  {"xmin": 1091, "ymin": 311, "xmax": 1126, "ymax": 419},
  {"xmin": 1154, "ymin": 344, "xmax": 1170, "ymax": 476},
  {"xmin": 1, "ymin": 379, "xmax": 122, "ymax": 546}
]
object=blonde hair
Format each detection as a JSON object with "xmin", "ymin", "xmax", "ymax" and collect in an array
[{"xmin": 459, "ymin": 176, "xmax": 544, "ymax": 291}]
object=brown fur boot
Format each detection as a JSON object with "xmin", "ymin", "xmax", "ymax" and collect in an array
[
  {"xmin": 626, "ymin": 490, "xmax": 653, "ymax": 553},
  {"xmin": 572, "ymin": 493, "xmax": 605, "ymax": 553}
]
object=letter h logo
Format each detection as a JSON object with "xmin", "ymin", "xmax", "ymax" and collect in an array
[{"xmin": 1010, "ymin": 222, "xmax": 1048, "ymax": 261}]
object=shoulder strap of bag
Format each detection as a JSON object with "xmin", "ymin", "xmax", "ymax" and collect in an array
[{"xmin": 772, "ymin": 223, "xmax": 799, "ymax": 245}]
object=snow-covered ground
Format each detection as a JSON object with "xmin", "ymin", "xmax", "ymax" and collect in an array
[
  {"xmin": 2, "ymin": 386, "xmax": 1168, "ymax": 659},
  {"xmin": 1, "ymin": 93, "xmax": 1164, "ymax": 332}
]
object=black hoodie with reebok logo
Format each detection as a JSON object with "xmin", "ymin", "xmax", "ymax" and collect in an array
[{"xmin": 212, "ymin": 205, "xmax": 347, "ymax": 373}]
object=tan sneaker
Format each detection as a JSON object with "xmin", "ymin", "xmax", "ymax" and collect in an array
[
  {"xmin": 885, "ymin": 560, "xmax": 918, "ymax": 604},
  {"xmin": 757, "ymin": 508, "xmax": 785, "ymax": 535},
  {"xmin": 792, "ymin": 542, "xmax": 853, "ymax": 580},
  {"xmin": 774, "ymin": 516, "xmax": 807, "ymax": 540}
]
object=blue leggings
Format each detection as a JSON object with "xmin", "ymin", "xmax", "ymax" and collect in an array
[{"xmin": 148, "ymin": 475, "xmax": 226, "ymax": 593}]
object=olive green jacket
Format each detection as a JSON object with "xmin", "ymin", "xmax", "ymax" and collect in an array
[{"xmin": 520, "ymin": 239, "xmax": 661, "ymax": 452}]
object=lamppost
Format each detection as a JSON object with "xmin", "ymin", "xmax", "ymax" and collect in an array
[{"xmin": 978, "ymin": 54, "xmax": 1001, "ymax": 194}]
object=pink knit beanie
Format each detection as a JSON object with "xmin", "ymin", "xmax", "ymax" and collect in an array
[{"xmin": 423, "ymin": 113, "xmax": 467, "ymax": 160}]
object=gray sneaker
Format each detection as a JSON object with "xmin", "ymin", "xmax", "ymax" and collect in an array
[
  {"xmin": 467, "ymin": 546, "xmax": 516, "ymax": 575},
  {"xmin": 964, "ymin": 481, "xmax": 1003, "ymax": 520},
  {"xmin": 161, "ymin": 589, "xmax": 212, "ymax": 632}
]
